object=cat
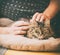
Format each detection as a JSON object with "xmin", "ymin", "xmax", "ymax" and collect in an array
[{"xmin": 27, "ymin": 18, "xmax": 56, "ymax": 39}]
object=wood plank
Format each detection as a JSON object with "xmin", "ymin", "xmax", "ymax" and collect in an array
[{"xmin": 5, "ymin": 50, "xmax": 60, "ymax": 55}]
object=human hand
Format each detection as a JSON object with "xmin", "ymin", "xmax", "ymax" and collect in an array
[
  {"xmin": 31, "ymin": 12, "xmax": 49, "ymax": 22},
  {"xmin": 10, "ymin": 21, "xmax": 30, "ymax": 35},
  {"xmin": 2, "ymin": 21, "xmax": 30, "ymax": 35}
]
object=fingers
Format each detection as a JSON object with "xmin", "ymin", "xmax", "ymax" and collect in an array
[
  {"xmin": 11, "ymin": 26, "xmax": 29, "ymax": 35},
  {"xmin": 10, "ymin": 21, "xmax": 30, "ymax": 35},
  {"xmin": 31, "ymin": 12, "xmax": 48, "ymax": 22},
  {"xmin": 30, "ymin": 12, "xmax": 40, "ymax": 22},
  {"xmin": 14, "ymin": 26, "xmax": 29, "ymax": 35},
  {"xmin": 14, "ymin": 30, "xmax": 26, "ymax": 35},
  {"xmin": 11, "ymin": 21, "xmax": 30, "ymax": 27},
  {"xmin": 36, "ymin": 13, "xmax": 43, "ymax": 22},
  {"xmin": 14, "ymin": 26, "xmax": 29, "ymax": 31}
]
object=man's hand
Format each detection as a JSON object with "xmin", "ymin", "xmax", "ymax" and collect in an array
[
  {"xmin": 0, "ymin": 21, "xmax": 30, "ymax": 35},
  {"xmin": 31, "ymin": 12, "xmax": 49, "ymax": 22},
  {"xmin": 11, "ymin": 21, "xmax": 29, "ymax": 35}
]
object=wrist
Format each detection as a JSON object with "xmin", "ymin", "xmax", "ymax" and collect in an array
[
  {"xmin": 0, "ymin": 27, "xmax": 10, "ymax": 34},
  {"xmin": 0, "ymin": 27, "xmax": 4, "ymax": 34},
  {"xmin": 43, "ymin": 12, "xmax": 52, "ymax": 20},
  {"xmin": 40, "ymin": 13, "xmax": 51, "ymax": 21}
]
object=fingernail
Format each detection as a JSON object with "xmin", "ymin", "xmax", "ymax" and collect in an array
[{"xmin": 36, "ymin": 19, "xmax": 38, "ymax": 21}]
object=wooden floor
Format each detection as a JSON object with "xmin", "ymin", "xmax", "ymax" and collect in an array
[{"xmin": 5, "ymin": 50, "xmax": 60, "ymax": 55}]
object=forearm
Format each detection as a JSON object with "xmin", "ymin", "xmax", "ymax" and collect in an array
[
  {"xmin": 43, "ymin": 0, "xmax": 59, "ymax": 19},
  {"xmin": 0, "ymin": 35, "xmax": 60, "ymax": 51}
]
